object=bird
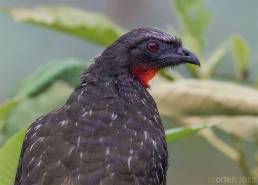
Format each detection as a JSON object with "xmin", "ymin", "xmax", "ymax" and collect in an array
[{"xmin": 14, "ymin": 28, "xmax": 200, "ymax": 185}]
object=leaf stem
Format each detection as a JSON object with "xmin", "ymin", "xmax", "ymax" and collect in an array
[
  {"xmin": 199, "ymin": 129, "xmax": 239, "ymax": 162},
  {"xmin": 233, "ymin": 135, "xmax": 256, "ymax": 185}
]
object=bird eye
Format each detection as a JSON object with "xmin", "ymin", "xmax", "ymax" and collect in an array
[{"xmin": 147, "ymin": 42, "xmax": 159, "ymax": 53}]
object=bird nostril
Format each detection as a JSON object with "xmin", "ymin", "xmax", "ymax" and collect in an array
[
  {"xmin": 178, "ymin": 48, "xmax": 190, "ymax": 57},
  {"xmin": 183, "ymin": 49, "xmax": 190, "ymax": 56}
]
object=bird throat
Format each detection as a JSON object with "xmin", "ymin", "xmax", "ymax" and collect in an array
[{"xmin": 132, "ymin": 64, "xmax": 158, "ymax": 88}]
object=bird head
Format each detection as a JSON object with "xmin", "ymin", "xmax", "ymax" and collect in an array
[{"xmin": 101, "ymin": 28, "xmax": 200, "ymax": 88}]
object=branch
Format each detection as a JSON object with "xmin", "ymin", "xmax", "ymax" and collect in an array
[{"xmin": 233, "ymin": 135, "xmax": 256, "ymax": 185}]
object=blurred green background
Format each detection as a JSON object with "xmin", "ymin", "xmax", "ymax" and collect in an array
[
  {"xmin": 1, "ymin": 0, "xmax": 258, "ymax": 102},
  {"xmin": 1, "ymin": 0, "xmax": 258, "ymax": 185}
]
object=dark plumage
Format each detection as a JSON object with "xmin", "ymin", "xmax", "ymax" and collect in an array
[{"xmin": 15, "ymin": 28, "xmax": 200, "ymax": 185}]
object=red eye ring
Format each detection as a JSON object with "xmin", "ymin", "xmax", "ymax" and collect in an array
[{"xmin": 147, "ymin": 42, "xmax": 159, "ymax": 53}]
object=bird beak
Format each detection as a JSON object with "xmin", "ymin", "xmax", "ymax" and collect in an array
[{"xmin": 160, "ymin": 47, "xmax": 200, "ymax": 67}]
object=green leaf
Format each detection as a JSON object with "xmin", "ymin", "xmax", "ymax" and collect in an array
[
  {"xmin": 165, "ymin": 124, "xmax": 207, "ymax": 143},
  {"xmin": 14, "ymin": 59, "xmax": 85, "ymax": 98},
  {"xmin": 204, "ymin": 41, "xmax": 228, "ymax": 78},
  {"xmin": 231, "ymin": 35, "xmax": 250, "ymax": 81},
  {"xmin": 172, "ymin": 0, "xmax": 211, "ymax": 46},
  {"xmin": 0, "ymin": 128, "xmax": 26, "ymax": 185},
  {"xmin": 216, "ymin": 116, "xmax": 258, "ymax": 143},
  {"xmin": 4, "ymin": 82, "xmax": 73, "ymax": 138},
  {"xmin": 4, "ymin": 6, "xmax": 124, "ymax": 46},
  {"xmin": 0, "ymin": 99, "xmax": 22, "ymax": 131},
  {"xmin": 179, "ymin": 115, "xmax": 258, "ymax": 143}
]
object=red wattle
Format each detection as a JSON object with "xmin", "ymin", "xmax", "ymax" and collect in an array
[{"xmin": 132, "ymin": 65, "xmax": 158, "ymax": 88}]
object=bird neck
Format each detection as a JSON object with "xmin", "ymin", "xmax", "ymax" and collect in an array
[
  {"xmin": 80, "ymin": 57, "xmax": 130, "ymax": 85},
  {"xmin": 131, "ymin": 64, "xmax": 158, "ymax": 88},
  {"xmin": 81, "ymin": 56, "xmax": 158, "ymax": 89}
]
